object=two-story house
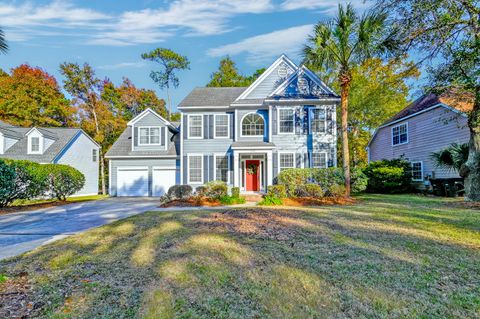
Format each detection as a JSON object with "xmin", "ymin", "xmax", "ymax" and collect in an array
[
  {"xmin": 106, "ymin": 55, "xmax": 339, "ymax": 196},
  {"xmin": 0, "ymin": 120, "xmax": 100, "ymax": 196},
  {"xmin": 367, "ymin": 91, "xmax": 472, "ymax": 186}
]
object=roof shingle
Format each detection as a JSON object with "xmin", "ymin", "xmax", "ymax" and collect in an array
[{"xmin": 178, "ymin": 87, "xmax": 247, "ymax": 108}]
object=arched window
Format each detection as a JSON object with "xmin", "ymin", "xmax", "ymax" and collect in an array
[{"xmin": 241, "ymin": 113, "xmax": 264, "ymax": 136}]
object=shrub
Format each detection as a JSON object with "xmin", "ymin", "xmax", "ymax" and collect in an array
[
  {"xmin": 0, "ymin": 159, "xmax": 16, "ymax": 207},
  {"xmin": 363, "ymin": 159, "xmax": 412, "ymax": 193},
  {"xmin": 258, "ymin": 195, "xmax": 283, "ymax": 206},
  {"xmin": 327, "ymin": 184, "xmax": 347, "ymax": 197},
  {"xmin": 295, "ymin": 183, "xmax": 324, "ymax": 198},
  {"xmin": 205, "ymin": 181, "xmax": 228, "ymax": 199},
  {"xmin": 231, "ymin": 187, "xmax": 240, "ymax": 199},
  {"xmin": 219, "ymin": 195, "xmax": 246, "ymax": 205},
  {"xmin": 6, "ymin": 160, "xmax": 49, "ymax": 200},
  {"xmin": 43, "ymin": 164, "xmax": 85, "ymax": 200},
  {"xmin": 267, "ymin": 185, "xmax": 287, "ymax": 199},
  {"xmin": 195, "ymin": 186, "xmax": 207, "ymax": 197},
  {"xmin": 167, "ymin": 185, "xmax": 193, "ymax": 200},
  {"xmin": 277, "ymin": 167, "xmax": 367, "ymax": 197}
]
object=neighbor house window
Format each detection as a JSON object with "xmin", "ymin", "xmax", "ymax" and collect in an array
[
  {"xmin": 139, "ymin": 127, "xmax": 160, "ymax": 145},
  {"xmin": 188, "ymin": 155, "xmax": 203, "ymax": 183},
  {"xmin": 311, "ymin": 152, "xmax": 327, "ymax": 168},
  {"xmin": 92, "ymin": 149, "xmax": 97, "ymax": 162},
  {"xmin": 30, "ymin": 137, "xmax": 40, "ymax": 153},
  {"xmin": 215, "ymin": 155, "xmax": 229, "ymax": 183},
  {"xmin": 279, "ymin": 153, "xmax": 295, "ymax": 172},
  {"xmin": 241, "ymin": 113, "xmax": 264, "ymax": 136},
  {"xmin": 392, "ymin": 123, "xmax": 408, "ymax": 145},
  {"xmin": 188, "ymin": 115, "xmax": 203, "ymax": 138},
  {"xmin": 214, "ymin": 114, "xmax": 229, "ymax": 138},
  {"xmin": 411, "ymin": 161, "xmax": 423, "ymax": 181},
  {"xmin": 279, "ymin": 108, "xmax": 294, "ymax": 133},
  {"xmin": 311, "ymin": 108, "xmax": 326, "ymax": 133}
]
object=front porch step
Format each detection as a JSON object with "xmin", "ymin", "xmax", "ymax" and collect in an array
[{"xmin": 242, "ymin": 194, "xmax": 264, "ymax": 202}]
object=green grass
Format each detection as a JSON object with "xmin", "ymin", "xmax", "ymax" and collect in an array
[
  {"xmin": 10, "ymin": 194, "xmax": 107, "ymax": 207},
  {"xmin": 1, "ymin": 194, "xmax": 479, "ymax": 318}
]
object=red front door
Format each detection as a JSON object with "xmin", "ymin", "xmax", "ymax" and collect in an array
[{"xmin": 245, "ymin": 160, "xmax": 260, "ymax": 191}]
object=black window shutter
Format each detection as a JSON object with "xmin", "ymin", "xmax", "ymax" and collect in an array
[
  {"xmin": 183, "ymin": 115, "xmax": 188, "ymax": 139},
  {"xmin": 161, "ymin": 127, "xmax": 165, "ymax": 146},
  {"xmin": 209, "ymin": 115, "xmax": 214, "ymax": 139}
]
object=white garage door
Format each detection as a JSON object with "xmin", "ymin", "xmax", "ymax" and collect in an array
[
  {"xmin": 117, "ymin": 167, "xmax": 149, "ymax": 197},
  {"xmin": 152, "ymin": 167, "xmax": 177, "ymax": 197}
]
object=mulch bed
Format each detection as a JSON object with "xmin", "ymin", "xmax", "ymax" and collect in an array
[
  {"xmin": 446, "ymin": 200, "xmax": 480, "ymax": 210},
  {"xmin": 0, "ymin": 201, "xmax": 69, "ymax": 216},
  {"xmin": 282, "ymin": 196, "xmax": 356, "ymax": 206},
  {"xmin": 160, "ymin": 197, "xmax": 222, "ymax": 208},
  {"xmin": 0, "ymin": 272, "xmax": 38, "ymax": 318}
]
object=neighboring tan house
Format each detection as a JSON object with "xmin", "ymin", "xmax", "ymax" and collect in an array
[
  {"xmin": 0, "ymin": 120, "xmax": 100, "ymax": 196},
  {"xmin": 367, "ymin": 92, "xmax": 473, "ymax": 185},
  {"xmin": 106, "ymin": 55, "xmax": 339, "ymax": 196}
]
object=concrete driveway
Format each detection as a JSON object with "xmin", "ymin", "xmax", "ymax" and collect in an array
[{"xmin": 0, "ymin": 197, "xmax": 160, "ymax": 260}]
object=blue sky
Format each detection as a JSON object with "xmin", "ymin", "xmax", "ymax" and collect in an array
[{"xmin": 0, "ymin": 0, "xmax": 381, "ymax": 111}]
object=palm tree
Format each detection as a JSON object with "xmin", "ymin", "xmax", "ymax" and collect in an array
[
  {"xmin": 0, "ymin": 27, "xmax": 8, "ymax": 54},
  {"xmin": 431, "ymin": 143, "xmax": 469, "ymax": 172},
  {"xmin": 303, "ymin": 4, "xmax": 389, "ymax": 196}
]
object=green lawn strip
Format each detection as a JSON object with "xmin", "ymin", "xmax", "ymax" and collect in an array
[
  {"xmin": 9, "ymin": 194, "xmax": 107, "ymax": 208},
  {"xmin": 1, "ymin": 195, "xmax": 479, "ymax": 318}
]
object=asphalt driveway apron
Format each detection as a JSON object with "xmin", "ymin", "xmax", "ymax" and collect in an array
[{"xmin": 0, "ymin": 198, "xmax": 159, "ymax": 260}]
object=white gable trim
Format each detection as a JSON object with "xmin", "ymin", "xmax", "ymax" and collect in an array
[
  {"xmin": 235, "ymin": 54, "xmax": 298, "ymax": 101},
  {"xmin": 127, "ymin": 108, "xmax": 176, "ymax": 129},
  {"xmin": 270, "ymin": 65, "xmax": 337, "ymax": 97}
]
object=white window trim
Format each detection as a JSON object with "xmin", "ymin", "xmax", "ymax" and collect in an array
[
  {"xmin": 277, "ymin": 107, "xmax": 295, "ymax": 135},
  {"xmin": 187, "ymin": 154, "xmax": 204, "ymax": 184},
  {"xmin": 311, "ymin": 151, "xmax": 328, "ymax": 168},
  {"xmin": 411, "ymin": 161, "xmax": 423, "ymax": 182},
  {"xmin": 240, "ymin": 112, "xmax": 266, "ymax": 138},
  {"xmin": 278, "ymin": 151, "xmax": 296, "ymax": 174},
  {"xmin": 391, "ymin": 122, "xmax": 409, "ymax": 146},
  {"xmin": 28, "ymin": 136, "xmax": 42, "ymax": 154},
  {"xmin": 92, "ymin": 149, "xmax": 97, "ymax": 162},
  {"xmin": 309, "ymin": 106, "xmax": 327, "ymax": 134},
  {"xmin": 214, "ymin": 114, "xmax": 230, "ymax": 139},
  {"xmin": 213, "ymin": 153, "xmax": 231, "ymax": 184},
  {"xmin": 187, "ymin": 114, "xmax": 204, "ymax": 139},
  {"xmin": 138, "ymin": 126, "xmax": 162, "ymax": 146}
]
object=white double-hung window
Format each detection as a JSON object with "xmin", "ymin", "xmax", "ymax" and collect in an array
[
  {"xmin": 311, "ymin": 108, "xmax": 326, "ymax": 133},
  {"xmin": 411, "ymin": 161, "xmax": 423, "ymax": 181},
  {"xmin": 30, "ymin": 137, "xmax": 40, "ymax": 153},
  {"xmin": 215, "ymin": 154, "xmax": 229, "ymax": 183},
  {"xmin": 279, "ymin": 152, "xmax": 295, "ymax": 172},
  {"xmin": 214, "ymin": 114, "xmax": 229, "ymax": 138},
  {"xmin": 188, "ymin": 115, "xmax": 203, "ymax": 139},
  {"xmin": 392, "ymin": 123, "xmax": 408, "ymax": 145},
  {"xmin": 278, "ymin": 108, "xmax": 295, "ymax": 134},
  {"xmin": 139, "ymin": 127, "xmax": 160, "ymax": 145},
  {"xmin": 188, "ymin": 155, "xmax": 203, "ymax": 184},
  {"xmin": 311, "ymin": 152, "xmax": 327, "ymax": 168}
]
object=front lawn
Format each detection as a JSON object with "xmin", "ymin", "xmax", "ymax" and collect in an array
[{"xmin": 1, "ymin": 194, "xmax": 479, "ymax": 318}]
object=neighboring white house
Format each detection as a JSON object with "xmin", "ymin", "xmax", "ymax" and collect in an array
[
  {"xmin": 367, "ymin": 92, "xmax": 473, "ymax": 185},
  {"xmin": 0, "ymin": 120, "xmax": 100, "ymax": 196},
  {"xmin": 106, "ymin": 54, "xmax": 339, "ymax": 197}
]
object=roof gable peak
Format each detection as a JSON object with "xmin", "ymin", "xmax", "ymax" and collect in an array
[{"xmin": 127, "ymin": 108, "xmax": 176, "ymax": 130}]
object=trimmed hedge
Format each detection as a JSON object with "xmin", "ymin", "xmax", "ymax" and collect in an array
[
  {"xmin": 295, "ymin": 183, "xmax": 324, "ymax": 198},
  {"xmin": 0, "ymin": 160, "xmax": 85, "ymax": 206},
  {"xmin": 277, "ymin": 167, "xmax": 368, "ymax": 197},
  {"xmin": 204, "ymin": 181, "xmax": 228, "ymax": 199},
  {"xmin": 168, "ymin": 185, "xmax": 193, "ymax": 199},
  {"xmin": 363, "ymin": 159, "xmax": 412, "ymax": 193},
  {"xmin": 267, "ymin": 185, "xmax": 287, "ymax": 199},
  {"xmin": 43, "ymin": 164, "xmax": 85, "ymax": 201}
]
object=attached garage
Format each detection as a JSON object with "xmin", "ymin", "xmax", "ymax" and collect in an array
[
  {"xmin": 152, "ymin": 167, "xmax": 177, "ymax": 196},
  {"xmin": 116, "ymin": 167, "xmax": 149, "ymax": 197}
]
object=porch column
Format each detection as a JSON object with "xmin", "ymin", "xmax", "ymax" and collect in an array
[
  {"xmin": 233, "ymin": 152, "xmax": 240, "ymax": 187},
  {"xmin": 267, "ymin": 151, "xmax": 273, "ymax": 186}
]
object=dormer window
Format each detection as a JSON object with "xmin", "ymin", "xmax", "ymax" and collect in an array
[
  {"xmin": 31, "ymin": 137, "xmax": 40, "ymax": 152},
  {"xmin": 139, "ymin": 127, "xmax": 161, "ymax": 145}
]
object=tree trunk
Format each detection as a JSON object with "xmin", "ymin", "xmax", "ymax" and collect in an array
[
  {"xmin": 166, "ymin": 87, "xmax": 171, "ymax": 121},
  {"xmin": 100, "ymin": 151, "xmax": 106, "ymax": 195},
  {"xmin": 340, "ymin": 80, "xmax": 351, "ymax": 196},
  {"xmin": 462, "ymin": 93, "xmax": 480, "ymax": 201}
]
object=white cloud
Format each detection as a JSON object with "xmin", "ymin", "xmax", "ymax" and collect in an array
[
  {"xmin": 207, "ymin": 24, "xmax": 314, "ymax": 64},
  {"xmin": 97, "ymin": 61, "xmax": 147, "ymax": 70},
  {"xmin": 280, "ymin": 0, "xmax": 371, "ymax": 14}
]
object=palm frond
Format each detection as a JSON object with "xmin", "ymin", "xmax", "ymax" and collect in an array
[
  {"xmin": 0, "ymin": 28, "xmax": 8, "ymax": 54},
  {"xmin": 430, "ymin": 143, "xmax": 469, "ymax": 172}
]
